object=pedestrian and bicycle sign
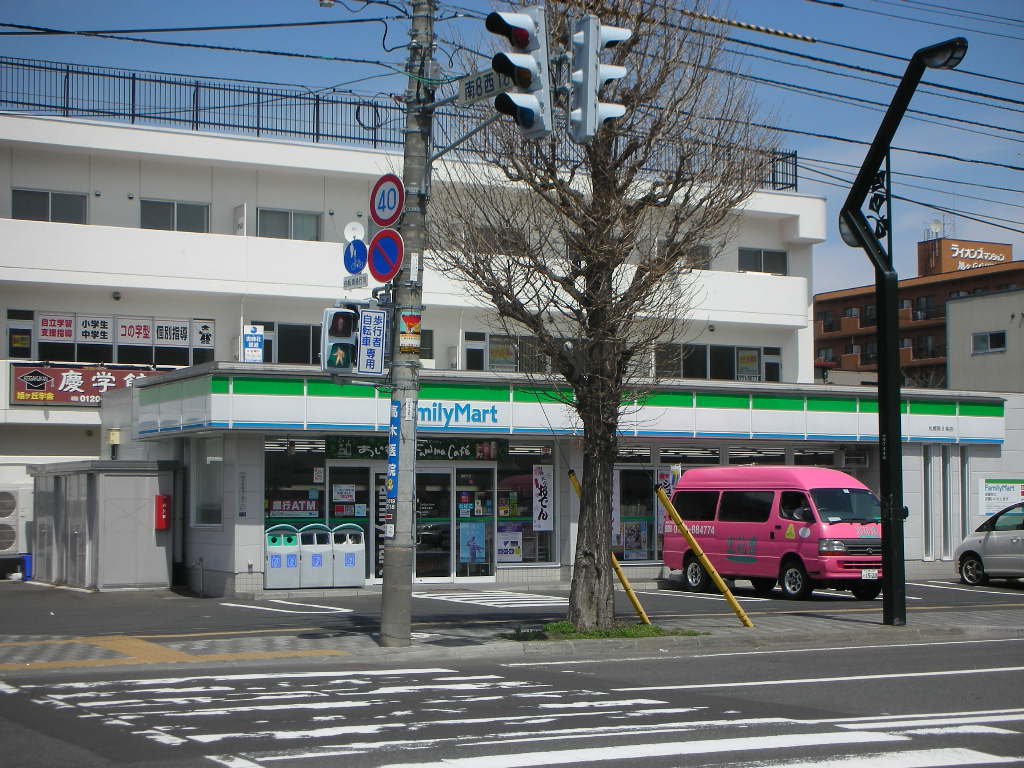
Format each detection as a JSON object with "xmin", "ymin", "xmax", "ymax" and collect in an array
[
  {"xmin": 368, "ymin": 228, "xmax": 404, "ymax": 283},
  {"xmin": 370, "ymin": 173, "xmax": 405, "ymax": 228},
  {"xmin": 343, "ymin": 239, "xmax": 368, "ymax": 275}
]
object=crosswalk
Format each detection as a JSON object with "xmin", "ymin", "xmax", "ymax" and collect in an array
[
  {"xmin": 411, "ymin": 589, "xmax": 569, "ymax": 608},
  {"xmin": 3, "ymin": 667, "xmax": 1021, "ymax": 767}
]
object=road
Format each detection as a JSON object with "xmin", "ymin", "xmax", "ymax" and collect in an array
[{"xmin": 1, "ymin": 634, "xmax": 1022, "ymax": 767}]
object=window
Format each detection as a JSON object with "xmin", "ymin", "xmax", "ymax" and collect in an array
[
  {"xmin": 276, "ymin": 323, "xmax": 321, "ymax": 365},
  {"xmin": 13, "ymin": 189, "xmax": 86, "ymax": 223},
  {"xmin": 655, "ymin": 343, "xmax": 682, "ymax": 378},
  {"xmin": 738, "ymin": 247, "xmax": 787, "ymax": 275},
  {"xmin": 672, "ymin": 490, "xmax": 719, "ymax": 521},
  {"xmin": 684, "ymin": 245, "xmax": 711, "ymax": 269},
  {"xmin": 192, "ymin": 437, "xmax": 223, "ymax": 526},
  {"xmin": 817, "ymin": 310, "xmax": 835, "ymax": 332},
  {"xmin": 419, "ymin": 329, "xmax": 434, "ymax": 360},
  {"xmin": 817, "ymin": 347, "xmax": 834, "ymax": 362},
  {"xmin": 709, "ymin": 345, "xmax": 735, "ymax": 380},
  {"xmin": 972, "ymin": 331, "xmax": 1006, "ymax": 354},
  {"xmin": 842, "ymin": 306, "xmax": 860, "ymax": 318},
  {"xmin": 682, "ymin": 344, "xmax": 707, "ymax": 378},
  {"xmin": 141, "ymin": 200, "xmax": 209, "ymax": 232},
  {"xmin": 780, "ymin": 491, "xmax": 814, "ymax": 522},
  {"xmin": 257, "ymin": 208, "xmax": 320, "ymax": 241},
  {"xmin": 478, "ymin": 224, "xmax": 528, "ymax": 254},
  {"xmin": 718, "ymin": 491, "xmax": 773, "ymax": 523}
]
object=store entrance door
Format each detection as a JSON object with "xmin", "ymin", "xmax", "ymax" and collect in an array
[{"xmin": 413, "ymin": 467, "xmax": 496, "ymax": 582}]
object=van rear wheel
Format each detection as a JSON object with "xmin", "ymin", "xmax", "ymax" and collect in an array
[
  {"xmin": 684, "ymin": 556, "xmax": 711, "ymax": 592},
  {"xmin": 779, "ymin": 560, "xmax": 813, "ymax": 600}
]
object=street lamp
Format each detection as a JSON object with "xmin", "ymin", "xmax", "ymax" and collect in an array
[{"xmin": 839, "ymin": 37, "xmax": 967, "ymax": 627}]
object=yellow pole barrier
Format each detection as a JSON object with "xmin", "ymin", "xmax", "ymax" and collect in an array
[
  {"xmin": 656, "ymin": 486, "xmax": 754, "ymax": 629},
  {"xmin": 568, "ymin": 469, "xmax": 651, "ymax": 626}
]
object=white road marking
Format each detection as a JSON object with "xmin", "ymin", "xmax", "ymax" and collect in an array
[
  {"xmin": 206, "ymin": 756, "xmax": 267, "ymax": 767},
  {"xmin": 0, "ymin": 681, "xmax": 19, "ymax": 694},
  {"xmin": 912, "ymin": 581, "xmax": 1024, "ymax": 597},
  {"xmin": 412, "ymin": 590, "xmax": 569, "ymax": 608},
  {"xmin": 218, "ymin": 601, "xmax": 352, "ymax": 614},
  {"xmin": 838, "ymin": 712, "xmax": 1024, "ymax": 730},
  {"xmin": 724, "ymin": 747, "xmax": 1020, "ymax": 768},
  {"xmin": 503, "ymin": 638, "xmax": 1024, "ymax": 666},
  {"xmin": 617, "ymin": 666, "xmax": 1024, "ymax": 692},
  {"xmin": 377, "ymin": 730, "xmax": 907, "ymax": 768},
  {"xmin": 635, "ymin": 590, "xmax": 771, "ymax": 602}
]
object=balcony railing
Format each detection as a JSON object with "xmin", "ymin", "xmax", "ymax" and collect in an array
[
  {"xmin": 0, "ymin": 56, "xmax": 799, "ymax": 192},
  {"xmin": 910, "ymin": 306, "xmax": 945, "ymax": 321}
]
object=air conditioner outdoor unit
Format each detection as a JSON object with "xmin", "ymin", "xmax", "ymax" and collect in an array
[{"xmin": 0, "ymin": 486, "xmax": 32, "ymax": 559}]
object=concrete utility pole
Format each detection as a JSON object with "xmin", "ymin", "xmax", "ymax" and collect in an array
[{"xmin": 380, "ymin": 0, "xmax": 435, "ymax": 647}]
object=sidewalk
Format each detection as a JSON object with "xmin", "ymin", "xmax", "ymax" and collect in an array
[{"xmin": 2, "ymin": 561, "xmax": 1020, "ymax": 678}]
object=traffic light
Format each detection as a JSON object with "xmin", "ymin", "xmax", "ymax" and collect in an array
[
  {"xmin": 486, "ymin": 7, "xmax": 552, "ymax": 139},
  {"xmin": 321, "ymin": 306, "xmax": 359, "ymax": 375},
  {"xmin": 569, "ymin": 14, "xmax": 632, "ymax": 144}
]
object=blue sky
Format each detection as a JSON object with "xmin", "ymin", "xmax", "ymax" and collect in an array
[{"xmin": 1, "ymin": 0, "xmax": 1021, "ymax": 293}]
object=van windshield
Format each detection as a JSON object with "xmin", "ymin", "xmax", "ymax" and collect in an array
[{"xmin": 810, "ymin": 488, "xmax": 881, "ymax": 524}]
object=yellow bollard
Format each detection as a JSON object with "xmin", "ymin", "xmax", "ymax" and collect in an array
[
  {"xmin": 568, "ymin": 469, "xmax": 651, "ymax": 626},
  {"xmin": 656, "ymin": 486, "xmax": 754, "ymax": 629}
]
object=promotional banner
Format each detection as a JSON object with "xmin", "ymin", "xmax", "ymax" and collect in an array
[
  {"xmin": 496, "ymin": 525, "xmax": 523, "ymax": 563},
  {"xmin": 459, "ymin": 521, "xmax": 487, "ymax": 563},
  {"xmin": 10, "ymin": 364, "xmax": 149, "ymax": 406},
  {"xmin": 979, "ymin": 478, "xmax": 1024, "ymax": 517},
  {"xmin": 532, "ymin": 465, "xmax": 553, "ymax": 532}
]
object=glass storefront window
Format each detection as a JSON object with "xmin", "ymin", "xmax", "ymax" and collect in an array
[
  {"xmin": 497, "ymin": 444, "xmax": 555, "ymax": 564},
  {"xmin": 265, "ymin": 439, "xmax": 327, "ymax": 523},
  {"xmin": 455, "ymin": 468, "xmax": 494, "ymax": 577},
  {"xmin": 728, "ymin": 446, "xmax": 786, "ymax": 465},
  {"xmin": 659, "ymin": 446, "xmax": 720, "ymax": 465},
  {"xmin": 615, "ymin": 468, "xmax": 657, "ymax": 561}
]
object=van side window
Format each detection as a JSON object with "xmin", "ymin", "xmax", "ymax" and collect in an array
[
  {"xmin": 718, "ymin": 491, "xmax": 773, "ymax": 523},
  {"xmin": 780, "ymin": 491, "xmax": 814, "ymax": 522},
  {"xmin": 672, "ymin": 490, "xmax": 719, "ymax": 521}
]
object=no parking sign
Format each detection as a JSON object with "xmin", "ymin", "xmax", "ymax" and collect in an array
[{"xmin": 368, "ymin": 228, "xmax": 405, "ymax": 283}]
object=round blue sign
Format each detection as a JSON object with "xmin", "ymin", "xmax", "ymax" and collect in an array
[
  {"xmin": 343, "ymin": 239, "xmax": 368, "ymax": 275},
  {"xmin": 368, "ymin": 228, "xmax": 405, "ymax": 283}
]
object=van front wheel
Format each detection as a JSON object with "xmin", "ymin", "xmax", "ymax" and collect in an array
[
  {"xmin": 779, "ymin": 560, "xmax": 813, "ymax": 600},
  {"xmin": 684, "ymin": 556, "xmax": 711, "ymax": 592}
]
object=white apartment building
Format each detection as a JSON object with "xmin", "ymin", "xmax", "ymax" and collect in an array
[{"xmin": 1, "ymin": 60, "xmax": 1015, "ymax": 594}]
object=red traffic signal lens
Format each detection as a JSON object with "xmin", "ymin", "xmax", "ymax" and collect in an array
[
  {"xmin": 329, "ymin": 310, "xmax": 355, "ymax": 336},
  {"xmin": 485, "ymin": 12, "xmax": 531, "ymax": 49}
]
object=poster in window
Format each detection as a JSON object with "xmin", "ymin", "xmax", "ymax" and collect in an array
[
  {"xmin": 332, "ymin": 484, "xmax": 356, "ymax": 502},
  {"xmin": 154, "ymin": 319, "xmax": 190, "ymax": 345},
  {"xmin": 191, "ymin": 319, "xmax": 216, "ymax": 348},
  {"xmin": 37, "ymin": 312, "xmax": 75, "ymax": 341},
  {"xmin": 76, "ymin": 315, "xmax": 113, "ymax": 343},
  {"xmin": 736, "ymin": 347, "xmax": 761, "ymax": 381},
  {"xmin": 117, "ymin": 317, "xmax": 154, "ymax": 346},
  {"xmin": 532, "ymin": 465, "xmax": 553, "ymax": 531},
  {"xmin": 622, "ymin": 521, "xmax": 648, "ymax": 560},
  {"xmin": 488, "ymin": 336, "xmax": 517, "ymax": 372},
  {"xmin": 459, "ymin": 521, "xmax": 487, "ymax": 563},
  {"xmin": 496, "ymin": 525, "xmax": 523, "ymax": 563}
]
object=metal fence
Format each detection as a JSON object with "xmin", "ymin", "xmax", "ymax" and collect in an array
[{"xmin": 0, "ymin": 56, "xmax": 797, "ymax": 191}]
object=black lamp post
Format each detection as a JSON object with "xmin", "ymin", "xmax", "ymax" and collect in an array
[{"xmin": 839, "ymin": 37, "xmax": 967, "ymax": 626}]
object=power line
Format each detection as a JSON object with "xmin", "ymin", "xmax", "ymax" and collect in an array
[
  {"xmin": 878, "ymin": 0, "xmax": 1024, "ymax": 29},
  {"xmin": 802, "ymin": 0, "xmax": 1024, "ymax": 42},
  {"xmin": 801, "ymin": 154, "xmax": 1024, "ymax": 196},
  {"xmin": 895, "ymin": 0, "xmax": 1024, "ymax": 26},
  {"xmin": 0, "ymin": 17, "xmax": 407, "ymax": 35}
]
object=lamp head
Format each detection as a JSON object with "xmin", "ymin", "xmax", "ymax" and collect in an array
[{"xmin": 917, "ymin": 37, "xmax": 967, "ymax": 70}]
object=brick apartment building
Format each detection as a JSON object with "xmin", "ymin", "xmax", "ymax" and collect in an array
[{"xmin": 814, "ymin": 238, "xmax": 1020, "ymax": 388}]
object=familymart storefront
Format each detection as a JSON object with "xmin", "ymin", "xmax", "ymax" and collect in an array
[{"xmin": 121, "ymin": 363, "xmax": 1007, "ymax": 597}]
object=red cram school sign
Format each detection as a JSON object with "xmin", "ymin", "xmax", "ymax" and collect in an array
[{"xmin": 10, "ymin": 364, "xmax": 151, "ymax": 407}]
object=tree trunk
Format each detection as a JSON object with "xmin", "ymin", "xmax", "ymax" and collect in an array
[{"xmin": 568, "ymin": 409, "xmax": 618, "ymax": 631}]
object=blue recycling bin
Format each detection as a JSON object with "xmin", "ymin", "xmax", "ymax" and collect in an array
[{"xmin": 22, "ymin": 553, "xmax": 32, "ymax": 581}]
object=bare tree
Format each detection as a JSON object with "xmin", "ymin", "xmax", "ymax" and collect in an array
[{"xmin": 427, "ymin": 0, "xmax": 781, "ymax": 629}]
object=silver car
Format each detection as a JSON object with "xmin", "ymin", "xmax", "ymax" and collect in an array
[{"xmin": 954, "ymin": 501, "xmax": 1024, "ymax": 585}]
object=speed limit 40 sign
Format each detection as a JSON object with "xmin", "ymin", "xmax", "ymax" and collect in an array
[{"xmin": 369, "ymin": 173, "xmax": 405, "ymax": 228}]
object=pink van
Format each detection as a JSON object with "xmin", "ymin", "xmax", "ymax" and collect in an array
[{"xmin": 664, "ymin": 466, "xmax": 883, "ymax": 600}]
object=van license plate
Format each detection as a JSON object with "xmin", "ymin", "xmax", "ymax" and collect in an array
[{"xmin": 861, "ymin": 569, "xmax": 879, "ymax": 580}]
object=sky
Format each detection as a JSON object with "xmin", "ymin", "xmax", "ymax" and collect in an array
[{"xmin": 1, "ymin": 0, "xmax": 1021, "ymax": 294}]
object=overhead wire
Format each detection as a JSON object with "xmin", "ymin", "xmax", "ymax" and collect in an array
[
  {"xmin": 801, "ymin": 0, "xmax": 1024, "ymax": 42},
  {"xmin": 800, "ymin": 155, "xmax": 1024, "ymax": 196},
  {"xmin": 874, "ymin": 0, "xmax": 1024, "ymax": 29}
]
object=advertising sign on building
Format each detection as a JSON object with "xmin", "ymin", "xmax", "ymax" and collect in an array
[
  {"xmin": 117, "ymin": 317, "xmax": 154, "ymax": 346},
  {"xmin": 243, "ymin": 325, "xmax": 264, "ymax": 363},
  {"xmin": 532, "ymin": 465, "xmax": 553, "ymax": 532},
  {"xmin": 154, "ymin": 319, "xmax": 190, "ymax": 345},
  {"xmin": 979, "ymin": 478, "xmax": 1024, "ymax": 517},
  {"xmin": 918, "ymin": 238, "xmax": 1013, "ymax": 276},
  {"xmin": 76, "ymin": 315, "xmax": 113, "ymax": 343},
  {"xmin": 191, "ymin": 320, "xmax": 216, "ymax": 348},
  {"xmin": 10, "ymin": 364, "xmax": 149, "ymax": 406},
  {"xmin": 37, "ymin": 312, "xmax": 75, "ymax": 341}
]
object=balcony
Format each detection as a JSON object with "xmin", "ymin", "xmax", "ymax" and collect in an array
[{"xmin": 0, "ymin": 56, "xmax": 800, "ymax": 192}]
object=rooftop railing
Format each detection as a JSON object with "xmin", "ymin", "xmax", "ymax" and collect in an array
[{"xmin": 0, "ymin": 56, "xmax": 798, "ymax": 192}]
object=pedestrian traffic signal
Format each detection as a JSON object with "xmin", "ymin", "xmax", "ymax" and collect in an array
[
  {"xmin": 486, "ymin": 7, "xmax": 552, "ymax": 139},
  {"xmin": 569, "ymin": 14, "xmax": 631, "ymax": 144},
  {"xmin": 321, "ymin": 306, "xmax": 359, "ymax": 375}
]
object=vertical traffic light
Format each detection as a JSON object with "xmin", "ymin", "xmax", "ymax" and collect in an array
[
  {"xmin": 569, "ymin": 14, "xmax": 632, "ymax": 144},
  {"xmin": 321, "ymin": 306, "xmax": 359, "ymax": 375},
  {"xmin": 486, "ymin": 7, "xmax": 552, "ymax": 139}
]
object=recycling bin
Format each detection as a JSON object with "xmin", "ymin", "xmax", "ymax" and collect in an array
[
  {"xmin": 298, "ymin": 523, "xmax": 333, "ymax": 588},
  {"xmin": 264, "ymin": 524, "xmax": 300, "ymax": 589},
  {"xmin": 331, "ymin": 524, "xmax": 366, "ymax": 588}
]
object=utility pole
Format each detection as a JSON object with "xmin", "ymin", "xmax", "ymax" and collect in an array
[{"xmin": 379, "ymin": 0, "xmax": 435, "ymax": 647}]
